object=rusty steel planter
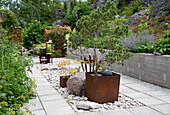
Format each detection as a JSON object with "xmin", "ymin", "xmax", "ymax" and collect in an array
[
  {"xmin": 60, "ymin": 76, "xmax": 69, "ymax": 88},
  {"xmin": 86, "ymin": 72, "xmax": 120, "ymax": 104}
]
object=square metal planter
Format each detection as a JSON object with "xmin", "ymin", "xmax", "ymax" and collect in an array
[
  {"xmin": 60, "ymin": 76, "xmax": 69, "ymax": 88},
  {"xmin": 86, "ymin": 72, "xmax": 120, "ymax": 104}
]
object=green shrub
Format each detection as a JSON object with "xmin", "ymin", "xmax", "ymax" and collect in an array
[
  {"xmin": 119, "ymin": 6, "xmax": 133, "ymax": 17},
  {"xmin": 132, "ymin": 0, "xmax": 142, "ymax": 14},
  {"xmin": 164, "ymin": 29, "xmax": 170, "ymax": 38},
  {"xmin": 62, "ymin": 1, "xmax": 91, "ymax": 30},
  {"xmin": 23, "ymin": 20, "xmax": 45, "ymax": 49},
  {"xmin": 0, "ymin": 8, "xmax": 19, "ymax": 28},
  {"xmin": 138, "ymin": 22, "xmax": 154, "ymax": 34},
  {"xmin": 152, "ymin": 38, "xmax": 170, "ymax": 55},
  {"xmin": 0, "ymin": 37, "xmax": 36, "ymax": 114}
]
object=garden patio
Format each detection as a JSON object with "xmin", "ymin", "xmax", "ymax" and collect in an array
[
  {"xmin": 25, "ymin": 57, "xmax": 170, "ymax": 115},
  {"xmin": 0, "ymin": 0, "xmax": 169, "ymax": 115}
]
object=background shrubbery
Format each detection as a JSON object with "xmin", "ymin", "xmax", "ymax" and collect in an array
[{"xmin": 23, "ymin": 20, "xmax": 45, "ymax": 49}]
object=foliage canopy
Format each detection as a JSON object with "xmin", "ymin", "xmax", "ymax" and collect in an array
[
  {"xmin": 0, "ymin": 8, "xmax": 19, "ymax": 28},
  {"xmin": 69, "ymin": 1, "xmax": 132, "ymax": 72}
]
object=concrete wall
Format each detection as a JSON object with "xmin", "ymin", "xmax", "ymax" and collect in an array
[{"xmin": 67, "ymin": 48, "xmax": 170, "ymax": 89}]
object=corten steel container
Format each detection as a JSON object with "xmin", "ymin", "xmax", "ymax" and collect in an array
[
  {"xmin": 86, "ymin": 72, "xmax": 120, "ymax": 104},
  {"xmin": 60, "ymin": 76, "xmax": 69, "ymax": 88}
]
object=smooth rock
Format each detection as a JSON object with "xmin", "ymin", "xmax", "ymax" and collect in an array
[
  {"xmin": 67, "ymin": 72, "xmax": 86, "ymax": 96},
  {"xmin": 76, "ymin": 101, "xmax": 100, "ymax": 110},
  {"xmin": 102, "ymin": 71, "xmax": 113, "ymax": 76}
]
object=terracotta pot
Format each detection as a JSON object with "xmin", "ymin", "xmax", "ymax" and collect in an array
[
  {"xmin": 60, "ymin": 76, "xmax": 69, "ymax": 88},
  {"xmin": 86, "ymin": 72, "xmax": 120, "ymax": 104}
]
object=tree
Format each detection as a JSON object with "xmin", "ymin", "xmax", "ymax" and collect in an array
[
  {"xmin": 62, "ymin": 1, "xmax": 91, "ymax": 30},
  {"xmin": 69, "ymin": 1, "xmax": 132, "ymax": 72},
  {"xmin": 0, "ymin": 8, "xmax": 19, "ymax": 28},
  {"xmin": 0, "ymin": 0, "xmax": 62, "ymax": 25},
  {"xmin": 23, "ymin": 20, "xmax": 44, "ymax": 49}
]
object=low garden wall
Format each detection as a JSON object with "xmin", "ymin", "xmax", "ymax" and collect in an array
[{"xmin": 67, "ymin": 48, "xmax": 170, "ymax": 89}]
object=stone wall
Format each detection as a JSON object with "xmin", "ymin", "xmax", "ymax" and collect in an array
[{"xmin": 67, "ymin": 48, "xmax": 170, "ymax": 89}]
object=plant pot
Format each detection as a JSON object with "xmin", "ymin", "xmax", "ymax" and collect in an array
[
  {"xmin": 86, "ymin": 72, "xmax": 120, "ymax": 104},
  {"xmin": 60, "ymin": 76, "xmax": 69, "ymax": 88}
]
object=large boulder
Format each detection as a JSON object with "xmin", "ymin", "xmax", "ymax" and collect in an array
[
  {"xmin": 67, "ymin": 72, "xmax": 86, "ymax": 96},
  {"xmin": 149, "ymin": 0, "xmax": 170, "ymax": 19},
  {"xmin": 124, "ymin": 9, "xmax": 149, "ymax": 25}
]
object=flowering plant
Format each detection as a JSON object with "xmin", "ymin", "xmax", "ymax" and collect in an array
[
  {"xmin": 121, "ymin": 30, "xmax": 155, "ymax": 52},
  {"xmin": 58, "ymin": 60, "xmax": 80, "ymax": 78}
]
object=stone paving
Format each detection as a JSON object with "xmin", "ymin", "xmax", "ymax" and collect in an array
[{"xmin": 25, "ymin": 58, "xmax": 170, "ymax": 115}]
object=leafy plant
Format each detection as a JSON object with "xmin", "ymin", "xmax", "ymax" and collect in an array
[
  {"xmin": 145, "ymin": 2, "xmax": 153, "ymax": 14},
  {"xmin": 132, "ymin": 0, "xmax": 142, "ymax": 14},
  {"xmin": 62, "ymin": 1, "xmax": 91, "ymax": 30},
  {"xmin": 23, "ymin": 20, "xmax": 45, "ymax": 49},
  {"xmin": 108, "ymin": 17, "xmax": 127, "ymax": 25},
  {"xmin": 0, "ymin": 8, "xmax": 19, "ymax": 28},
  {"xmin": 121, "ymin": 30, "xmax": 155, "ymax": 52},
  {"xmin": 152, "ymin": 38, "xmax": 170, "ymax": 55},
  {"xmin": 164, "ymin": 29, "xmax": 170, "ymax": 38},
  {"xmin": 119, "ymin": 6, "xmax": 133, "ymax": 17},
  {"xmin": 0, "ymin": 37, "xmax": 36, "ymax": 114},
  {"xmin": 138, "ymin": 22, "xmax": 154, "ymax": 33},
  {"xmin": 69, "ymin": 1, "xmax": 132, "ymax": 72}
]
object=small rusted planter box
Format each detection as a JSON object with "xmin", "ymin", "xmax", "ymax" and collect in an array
[
  {"xmin": 86, "ymin": 72, "xmax": 120, "ymax": 104},
  {"xmin": 60, "ymin": 76, "xmax": 69, "ymax": 88}
]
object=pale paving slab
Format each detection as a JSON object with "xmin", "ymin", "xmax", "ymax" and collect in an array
[
  {"xmin": 144, "ymin": 90, "xmax": 170, "ymax": 97},
  {"xmin": 120, "ymin": 85, "xmax": 139, "ymax": 94},
  {"xmin": 156, "ymin": 96, "xmax": 170, "ymax": 103},
  {"xmin": 125, "ymin": 92, "xmax": 151, "ymax": 99},
  {"xmin": 29, "ymin": 97, "xmax": 40, "ymax": 103},
  {"xmin": 120, "ymin": 75, "xmax": 141, "ymax": 83},
  {"xmin": 42, "ymin": 101, "xmax": 76, "ymax": 115},
  {"xmin": 23, "ymin": 101, "xmax": 43, "ymax": 111},
  {"xmin": 124, "ymin": 83, "xmax": 155, "ymax": 92},
  {"xmin": 35, "ymin": 78, "xmax": 49, "ymax": 84},
  {"xmin": 36, "ymin": 82, "xmax": 52, "ymax": 87},
  {"xmin": 39, "ymin": 94, "xmax": 63, "ymax": 102},
  {"xmin": 126, "ymin": 106, "xmax": 163, "ymax": 115},
  {"xmin": 37, "ymin": 89, "xmax": 59, "ymax": 96},
  {"xmin": 101, "ymin": 109, "xmax": 133, "ymax": 115},
  {"xmin": 32, "ymin": 110, "xmax": 46, "ymax": 115},
  {"xmin": 78, "ymin": 112, "xmax": 102, "ymax": 115},
  {"xmin": 136, "ymin": 97, "xmax": 166, "ymax": 106},
  {"xmin": 30, "ymin": 73, "xmax": 44, "ymax": 78},
  {"xmin": 120, "ymin": 78, "xmax": 138, "ymax": 84},
  {"xmin": 36, "ymin": 85, "xmax": 54, "ymax": 91},
  {"xmin": 150, "ymin": 104, "xmax": 170, "ymax": 114}
]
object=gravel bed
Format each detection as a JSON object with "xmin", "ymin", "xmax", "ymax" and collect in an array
[{"xmin": 35, "ymin": 60, "xmax": 144, "ymax": 113}]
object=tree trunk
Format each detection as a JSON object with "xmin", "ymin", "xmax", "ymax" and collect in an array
[{"xmin": 67, "ymin": 0, "xmax": 71, "ymax": 15}]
